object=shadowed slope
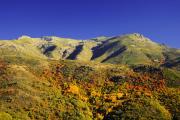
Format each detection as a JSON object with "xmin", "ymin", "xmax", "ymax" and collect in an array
[
  {"xmin": 67, "ymin": 44, "xmax": 84, "ymax": 60},
  {"xmin": 163, "ymin": 57, "xmax": 180, "ymax": 71},
  {"xmin": 91, "ymin": 41, "xmax": 119, "ymax": 60},
  {"xmin": 102, "ymin": 46, "xmax": 127, "ymax": 62}
]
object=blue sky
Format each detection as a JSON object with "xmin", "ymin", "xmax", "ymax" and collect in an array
[{"xmin": 0, "ymin": 0, "xmax": 180, "ymax": 48}]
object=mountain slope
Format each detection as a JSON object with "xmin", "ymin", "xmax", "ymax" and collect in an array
[
  {"xmin": 91, "ymin": 33, "xmax": 166, "ymax": 65},
  {"xmin": 0, "ymin": 33, "xmax": 179, "ymax": 67}
]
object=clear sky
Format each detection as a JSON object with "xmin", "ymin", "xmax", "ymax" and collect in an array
[{"xmin": 0, "ymin": 0, "xmax": 180, "ymax": 48}]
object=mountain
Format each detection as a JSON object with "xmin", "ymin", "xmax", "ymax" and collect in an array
[
  {"xmin": 0, "ymin": 33, "xmax": 180, "ymax": 120},
  {"xmin": 0, "ymin": 33, "xmax": 179, "ymax": 66}
]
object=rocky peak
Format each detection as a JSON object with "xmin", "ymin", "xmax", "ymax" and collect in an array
[{"xmin": 18, "ymin": 35, "xmax": 31, "ymax": 40}]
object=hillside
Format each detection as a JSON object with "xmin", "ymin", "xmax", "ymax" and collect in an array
[
  {"xmin": 0, "ymin": 57, "xmax": 180, "ymax": 120},
  {"xmin": 0, "ymin": 33, "xmax": 180, "ymax": 120}
]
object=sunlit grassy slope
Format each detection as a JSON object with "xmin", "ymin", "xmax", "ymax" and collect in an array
[
  {"xmin": 91, "ymin": 33, "xmax": 166, "ymax": 65},
  {"xmin": 0, "ymin": 33, "xmax": 179, "ymax": 66}
]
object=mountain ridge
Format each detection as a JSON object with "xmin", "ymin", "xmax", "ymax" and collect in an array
[{"xmin": 0, "ymin": 33, "xmax": 179, "ymax": 70}]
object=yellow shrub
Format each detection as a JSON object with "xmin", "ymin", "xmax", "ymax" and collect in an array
[
  {"xmin": 91, "ymin": 90, "xmax": 101, "ymax": 97},
  {"xmin": 67, "ymin": 84, "xmax": 79, "ymax": 94},
  {"xmin": 117, "ymin": 92, "xmax": 123, "ymax": 98},
  {"xmin": 0, "ymin": 112, "xmax": 12, "ymax": 120},
  {"xmin": 110, "ymin": 95, "xmax": 117, "ymax": 102},
  {"xmin": 80, "ymin": 95, "xmax": 88, "ymax": 102}
]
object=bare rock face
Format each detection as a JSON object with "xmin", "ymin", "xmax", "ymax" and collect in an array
[
  {"xmin": 90, "ymin": 36, "xmax": 109, "ymax": 42},
  {"xmin": 18, "ymin": 35, "xmax": 31, "ymax": 40},
  {"xmin": 133, "ymin": 33, "xmax": 144, "ymax": 38},
  {"xmin": 41, "ymin": 36, "xmax": 53, "ymax": 41}
]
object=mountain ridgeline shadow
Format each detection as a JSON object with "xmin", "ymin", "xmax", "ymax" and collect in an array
[
  {"xmin": 67, "ymin": 44, "xmax": 84, "ymax": 60},
  {"xmin": 163, "ymin": 57, "xmax": 180, "ymax": 69},
  {"xmin": 91, "ymin": 41, "xmax": 119, "ymax": 60},
  {"xmin": 102, "ymin": 46, "xmax": 127, "ymax": 62},
  {"xmin": 43, "ymin": 45, "xmax": 57, "ymax": 54}
]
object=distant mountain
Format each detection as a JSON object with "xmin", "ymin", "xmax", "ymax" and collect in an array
[{"xmin": 0, "ymin": 33, "xmax": 179, "ymax": 67}]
